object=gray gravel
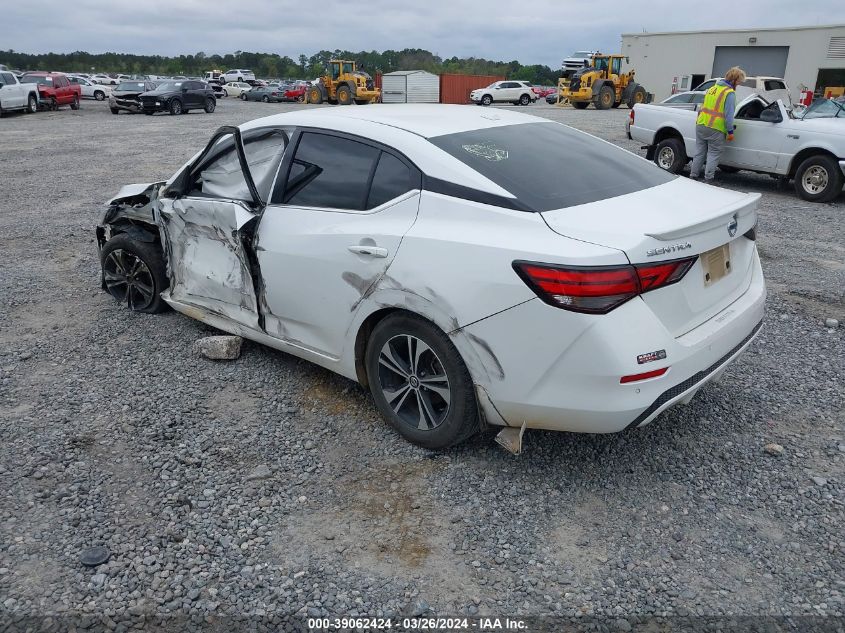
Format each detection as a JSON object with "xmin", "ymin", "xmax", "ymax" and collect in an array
[{"xmin": 0, "ymin": 98, "xmax": 843, "ymax": 629}]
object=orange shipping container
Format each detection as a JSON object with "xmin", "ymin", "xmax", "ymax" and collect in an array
[{"xmin": 439, "ymin": 73, "xmax": 506, "ymax": 104}]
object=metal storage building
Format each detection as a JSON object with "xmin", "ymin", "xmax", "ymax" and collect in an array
[
  {"xmin": 381, "ymin": 70, "xmax": 440, "ymax": 104},
  {"xmin": 621, "ymin": 24, "xmax": 845, "ymax": 102}
]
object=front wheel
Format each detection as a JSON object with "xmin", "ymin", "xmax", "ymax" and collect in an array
[
  {"xmin": 365, "ymin": 313, "xmax": 479, "ymax": 450},
  {"xmin": 337, "ymin": 85, "xmax": 353, "ymax": 105},
  {"xmin": 204, "ymin": 98, "xmax": 216, "ymax": 113},
  {"xmin": 596, "ymin": 85, "xmax": 614, "ymax": 110},
  {"xmin": 794, "ymin": 155, "xmax": 844, "ymax": 203},
  {"xmin": 654, "ymin": 137, "xmax": 686, "ymax": 174},
  {"xmin": 168, "ymin": 99, "xmax": 182, "ymax": 115},
  {"xmin": 481, "ymin": 94, "xmax": 493, "ymax": 106},
  {"xmin": 100, "ymin": 234, "xmax": 169, "ymax": 314}
]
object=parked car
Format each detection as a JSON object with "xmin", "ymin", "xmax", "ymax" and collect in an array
[
  {"xmin": 546, "ymin": 91, "xmax": 559, "ymax": 104},
  {"xmin": 140, "ymin": 80, "xmax": 216, "ymax": 115},
  {"xmin": 694, "ymin": 76, "xmax": 792, "ymax": 108},
  {"xmin": 209, "ymin": 83, "xmax": 226, "ymax": 98},
  {"xmin": 91, "ymin": 74, "xmax": 118, "ymax": 85},
  {"xmin": 630, "ymin": 95, "xmax": 845, "ymax": 202},
  {"xmin": 223, "ymin": 82, "xmax": 252, "ymax": 97},
  {"xmin": 470, "ymin": 81, "xmax": 537, "ymax": 106},
  {"xmin": 20, "ymin": 72, "xmax": 81, "ymax": 110},
  {"xmin": 0, "ymin": 71, "xmax": 39, "ymax": 115},
  {"xmin": 283, "ymin": 83, "xmax": 307, "ymax": 102},
  {"xmin": 110, "ymin": 80, "xmax": 158, "ymax": 114},
  {"xmin": 68, "ymin": 75, "xmax": 111, "ymax": 101},
  {"xmin": 659, "ymin": 91, "xmax": 705, "ymax": 108},
  {"xmin": 95, "ymin": 105, "xmax": 765, "ymax": 450},
  {"xmin": 242, "ymin": 86, "xmax": 284, "ymax": 102},
  {"xmin": 222, "ymin": 69, "xmax": 256, "ymax": 83}
]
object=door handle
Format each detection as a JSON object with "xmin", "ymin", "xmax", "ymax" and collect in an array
[{"xmin": 348, "ymin": 245, "xmax": 388, "ymax": 258}]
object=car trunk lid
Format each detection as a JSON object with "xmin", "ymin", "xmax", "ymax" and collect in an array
[{"xmin": 540, "ymin": 178, "xmax": 760, "ymax": 337}]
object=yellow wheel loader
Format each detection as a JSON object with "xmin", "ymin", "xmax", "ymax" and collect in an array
[
  {"xmin": 307, "ymin": 60, "xmax": 381, "ymax": 105},
  {"xmin": 560, "ymin": 54, "xmax": 648, "ymax": 110}
]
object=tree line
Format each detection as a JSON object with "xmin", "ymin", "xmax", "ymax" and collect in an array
[{"xmin": 0, "ymin": 48, "xmax": 560, "ymax": 85}]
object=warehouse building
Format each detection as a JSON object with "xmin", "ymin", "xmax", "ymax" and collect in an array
[{"xmin": 621, "ymin": 24, "xmax": 845, "ymax": 102}]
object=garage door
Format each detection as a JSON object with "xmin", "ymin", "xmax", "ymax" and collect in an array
[{"xmin": 712, "ymin": 46, "xmax": 789, "ymax": 78}]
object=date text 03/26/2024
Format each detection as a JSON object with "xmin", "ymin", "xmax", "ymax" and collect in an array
[{"xmin": 307, "ymin": 617, "xmax": 527, "ymax": 630}]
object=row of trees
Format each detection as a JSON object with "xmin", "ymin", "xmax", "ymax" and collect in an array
[{"xmin": 0, "ymin": 48, "xmax": 560, "ymax": 85}]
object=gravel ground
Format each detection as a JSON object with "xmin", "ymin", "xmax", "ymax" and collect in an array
[{"xmin": 0, "ymin": 98, "xmax": 843, "ymax": 631}]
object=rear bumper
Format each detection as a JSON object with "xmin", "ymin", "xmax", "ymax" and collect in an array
[{"xmin": 463, "ymin": 249, "xmax": 766, "ymax": 433}]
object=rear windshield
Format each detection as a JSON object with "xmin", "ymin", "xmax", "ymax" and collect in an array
[{"xmin": 428, "ymin": 122, "xmax": 674, "ymax": 211}]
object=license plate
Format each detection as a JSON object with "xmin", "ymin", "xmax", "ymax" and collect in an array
[{"xmin": 702, "ymin": 244, "xmax": 731, "ymax": 286}]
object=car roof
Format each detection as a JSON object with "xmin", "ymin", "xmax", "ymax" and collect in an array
[{"xmin": 242, "ymin": 104, "xmax": 545, "ymax": 139}]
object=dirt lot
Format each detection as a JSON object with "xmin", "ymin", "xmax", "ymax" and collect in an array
[{"xmin": 0, "ymin": 97, "xmax": 843, "ymax": 629}]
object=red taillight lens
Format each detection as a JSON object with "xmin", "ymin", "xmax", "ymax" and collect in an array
[
  {"xmin": 513, "ymin": 256, "xmax": 697, "ymax": 314},
  {"xmin": 620, "ymin": 367, "xmax": 668, "ymax": 383},
  {"xmin": 629, "ymin": 110, "xmax": 635, "ymax": 124}
]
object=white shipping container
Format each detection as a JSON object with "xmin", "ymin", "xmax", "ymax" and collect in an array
[{"xmin": 381, "ymin": 70, "xmax": 439, "ymax": 104}]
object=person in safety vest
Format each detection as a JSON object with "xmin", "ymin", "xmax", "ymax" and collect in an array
[{"xmin": 690, "ymin": 66, "xmax": 746, "ymax": 182}]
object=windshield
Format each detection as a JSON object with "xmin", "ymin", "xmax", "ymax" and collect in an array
[
  {"xmin": 797, "ymin": 98, "xmax": 845, "ymax": 120},
  {"xmin": 21, "ymin": 75, "xmax": 52, "ymax": 85},
  {"xmin": 429, "ymin": 122, "xmax": 674, "ymax": 211},
  {"xmin": 157, "ymin": 82, "xmax": 182, "ymax": 90},
  {"xmin": 572, "ymin": 51, "xmax": 592, "ymax": 57},
  {"xmin": 117, "ymin": 82, "xmax": 147, "ymax": 91}
]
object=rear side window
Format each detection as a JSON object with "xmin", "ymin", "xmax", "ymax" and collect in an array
[
  {"xmin": 367, "ymin": 153, "xmax": 414, "ymax": 208},
  {"xmin": 764, "ymin": 80, "xmax": 786, "ymax": 91},
  {"xmin": 428, "ymin": 122, "xmax": 674, "ymax": 211},
  {"xmin": 278, "ymin": 133, "xmax": 380, "ymax": 209}
]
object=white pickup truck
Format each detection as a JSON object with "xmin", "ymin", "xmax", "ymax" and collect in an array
[
  {"xmin": 0, "ymin": 70, "xmax": 39, "ymax": 116},
  {"xmin": 629, "ymin": 94, "xmax": 845, "ymax": 203}
]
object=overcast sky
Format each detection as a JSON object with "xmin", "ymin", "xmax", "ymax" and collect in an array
[{"xmin": 5, "ymin": 0, "xmax": 843, "ymax": 67}]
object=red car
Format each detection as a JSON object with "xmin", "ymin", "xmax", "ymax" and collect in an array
[
  {"xmin": 21, "ymin": 72, "xmax": 81, "ymax": 110},
  {"xmin": 283, "ymin": 84, "xmax": 307, "ymax": 102}
]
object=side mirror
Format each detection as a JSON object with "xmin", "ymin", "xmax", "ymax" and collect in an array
[{"xmin": 760, "ymin": 109, "xmax": 782, "ymax": 123}]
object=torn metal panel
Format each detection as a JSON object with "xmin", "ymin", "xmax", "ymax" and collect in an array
[{"xmin": 158, "ymin": 197, "xmax": 260, "ymax": 328}]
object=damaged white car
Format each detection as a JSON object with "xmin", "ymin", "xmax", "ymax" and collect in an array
[{"xmin": 97, "ymin": 105, "xmax": 765, "ymax": 450}]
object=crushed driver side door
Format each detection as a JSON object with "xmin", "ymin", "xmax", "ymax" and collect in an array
[{"xmin": 156, "ymin": 126, "xmax": 288, "ymax": 330}]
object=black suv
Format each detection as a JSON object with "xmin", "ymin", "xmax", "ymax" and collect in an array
[{"xmin": 140, "ymin": 80, "xmax": 216, "ymax": 115}]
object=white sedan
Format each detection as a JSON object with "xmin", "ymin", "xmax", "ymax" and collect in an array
[
  {"xmin": 95, "ymin": 105, "xmax": 765, "ymax": 450},
  {"xmin": 68, "ymin": 76, "xmax": 111, "ymax": 101},
  {"xmin": 223, "ymin": 81, "xmax": 252, "ymax": 97}
]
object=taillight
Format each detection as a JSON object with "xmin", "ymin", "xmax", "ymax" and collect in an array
[
  {"xmin": 513, "ymin": 256, "xmax": 697, "ymax": 314},
  {"xmin": 629, "ymin": 109, "xmax": 635, "ymax": 124}
]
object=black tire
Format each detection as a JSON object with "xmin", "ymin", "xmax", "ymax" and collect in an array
[
  {"xmin": 612, "ymin": 101, "xmax": 622, "ymax": 108},
  {"xmin": 308, "ymin": 86, "xmax": 323, "ymax": 104},
  {"xmin": 27, "ymin": 94, "xmax": 38, "ymax": 113},
  {"xmin": 204, "ymin": 98, "xmax": 215, "ymax": 113},
  {"xmin": 794, "ymin": 154, "xmax": 844, "ymax": 203},
  {"xmin": 519, "ymin": 93, "xmax": 531, "ymax": 106},
  {"xmin": 627, "ymin": 85, "xmax": 648, "ymax": 109},
  {"xmin": 110, "ymin": 107, "xmax": 120, "ymax": 114},
  {"xmin": 223, "ymin": 89, "xmax": 229, "ymax": 97},
  {"xmin": 240, "ymin": 93, "xmax": 247, "ymax": 101},
  {"xmin": 572, "ymin": 101, "xmax": 589, "ymax": 109},
  {"xmin": 653, "ymin": 137, "xmax": 687, "ymax": 174},
  {"xmin": 365, "ymin": 313, "xmax": 479, "ymax": 450},
  {"xmin": 94, "ymin": 90, "xmax": 105, "ymax": 101},
  {"xmin": 596, "ymin": 85, "xmax": 614, "ymax": 110},
  {"xmin": 100, "ymin": 234, "xmax": 169, "ymax": 314},
  {"xmin": 0, "ymin": 101, "xmax": 4, "ymax": 118},
  {"xmin": 168, "ymin": 99, "xmax": 182, "ymax": 115},
  {"xmin": 481, "ymin": 94, "xmax": 493, "ymax": 106},
  {"xmin": 262, "ymin": 95, "xmax": 269, "ymax": 103},
  {"xmin": 337, "ymin": 84, "xmax": 353, "ymax": 105},
  {"xmin": 70, "ymin": 95, "xmax": 80, "ymax": 110},
  {"xmin": 718, "ymin": 165, "xmax": 741, "ymax": 174}
]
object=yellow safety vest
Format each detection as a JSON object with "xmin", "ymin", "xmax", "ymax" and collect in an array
[{"xmin": 696, "ymin": 83, "xmax": 734, "ymax": 133}]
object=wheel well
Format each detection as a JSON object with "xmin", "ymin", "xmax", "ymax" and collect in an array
[
  {"xmin": 654, "ymin": 127, "xmax": 683, "ymax": 145},
  {"xmin": 353, "ymin": 308, "xmax": 400, "ymax": 387},
  {"xmin": 788, "ymin": 148, "xmax": 838, "ymax": 178}
]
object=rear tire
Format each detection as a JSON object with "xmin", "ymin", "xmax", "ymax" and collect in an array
[
  {"xmin": 519, "ymin": 93, "xmax": 531, "ymax": 106},
  {"xmin": 365, "ymin": 313, "xmax": 479, "ymax": 450},
  {"xmin": 794, "ymin": 154, "xmax": 844, "ymax": 203},
  {"xmin": 70, "ymin": 95, "xmax": 80, "ymax": 110},
  {"xmin": 654, "ymin": 137, "xmax": 686, "ymax": 174},
  {"xmin": 240, "ymin": 93, "xmax": 247, "ymax": 101},
  {"xmin": 27, "ymin": 94, "xmax": 38, "ymax": 113},
  {"xmin": 94, "ymin": 90, "xmax": 105, "ymax": 101},
  {"xmin": 573, "ymin": 101, "xmax": 589, "ymax": 109},
  {"xmin": 100, "ymin": 234, "xmax": 169, "ymax": 314},
  {"xmin": 204, "ymin": 98, "xmax": 215, "ymax": 113}
]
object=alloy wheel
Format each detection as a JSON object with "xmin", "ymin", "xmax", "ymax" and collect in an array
[
  {"xmin": 658, "ymin": 147, "xmax": 675, "ymax": 170},
  {"xmin": 103, "ymin": 249, "xmax": 156, "ymax": 311},
  {"xmin": 376, "ymin": 334, "xmax": 451, "ymax": 431}
]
